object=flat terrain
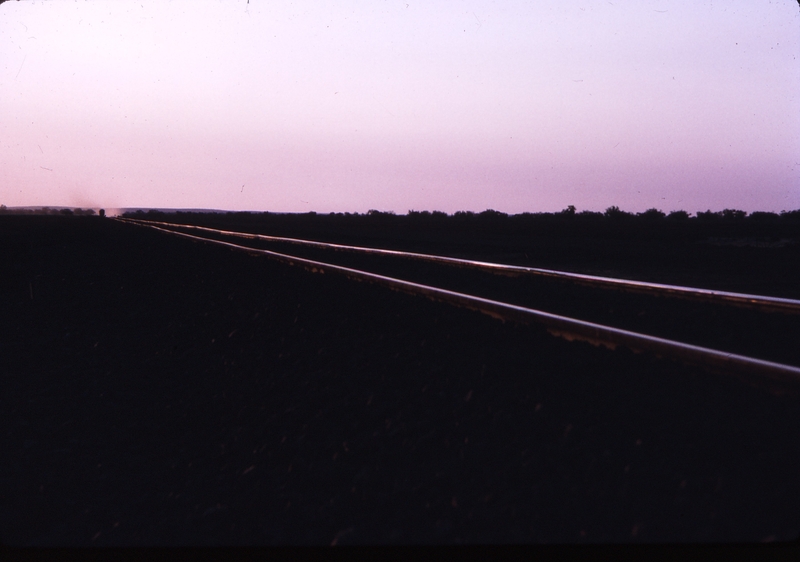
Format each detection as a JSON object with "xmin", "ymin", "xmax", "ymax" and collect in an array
[
  {"xmin": 135, "ymin": 210, "xmax": 800, "ymax": 299},
  {"xmin": 2, "ymin": 216, "xmax": 800, "ymax": 545}
]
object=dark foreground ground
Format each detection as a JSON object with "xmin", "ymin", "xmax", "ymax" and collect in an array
[{"xmin": 2, "ymin": 216, "xmax": 800, "ymax": 546}]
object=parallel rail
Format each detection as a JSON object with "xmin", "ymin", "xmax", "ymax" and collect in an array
[
  {"xmin": 118, "ymin": 217, "xmax": 800, "ymax": 390},
  {"xmin": 118, "ymin": 217, "xmax": 800, "ymax": 315}
]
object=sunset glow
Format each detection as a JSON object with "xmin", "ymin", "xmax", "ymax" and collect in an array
[{"xmin": 2, "ymin": 1, "xmax": 799, "ymax": 214}]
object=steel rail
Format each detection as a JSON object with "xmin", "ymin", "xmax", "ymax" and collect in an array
[
  {"xmin": 120, "ymin": 217, "xmax": 800, "ymax": 390},
  {"xmin": 117, "ymin": 217, "xmax": 800, "ymax": 315}
]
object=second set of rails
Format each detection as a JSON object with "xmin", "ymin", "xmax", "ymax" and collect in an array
[{"xmin": 117, "ymin": 217, "xmax": 800, "ymax": 390}]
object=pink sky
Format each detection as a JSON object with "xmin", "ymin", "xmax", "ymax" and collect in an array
[{"xmin": 2, "ymin": 0, "xmax": 799, "ymax": 214}]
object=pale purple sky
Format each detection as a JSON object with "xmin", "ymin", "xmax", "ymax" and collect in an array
[{"xmin": 2, "ymin": 0, "xmax": 799, "ymax": 214}]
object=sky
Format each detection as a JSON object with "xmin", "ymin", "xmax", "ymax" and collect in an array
[{"xmin": 2, "ymin": 0, "xmax": 799, "ymax": 215}]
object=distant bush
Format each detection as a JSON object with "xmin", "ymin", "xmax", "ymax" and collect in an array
[
  {"xmin": 696, "ymin": 209, "xmax": 747, "ymax": 221},
  {"xmin": 407, "ymin": 210, "xmax": 430, "ymax": 218},
  {"xmin": 604, "ymin": 206, "xmax": 633, "ymax": 219},
  {"xmin": 666, "ymin": 210, "xmax": 690, "ymax": 221},
  {"xmin": 406, "ymin": 210, "xmax": 448, "ymax": 219},
  {"xmin": 638, "ymin": 208, "xmax": 666, "ymax": 220},
  {"xmin": 748, "ymin": 211, "xmax": 778, "ymax": 222},
  {"xmin": 366, "ymin": 210, "xmax": 396, "ymax": 219},
  {"xmin": 721, "ymin": 209, "xmax": 746, "ymax": 221},
  {"xmin": 478, "ymin": 209, "xmax": 508, "ymax": 219},
  {"xmin": 696, "ymin": 210, "xmax": 720, "ymax": 221}
]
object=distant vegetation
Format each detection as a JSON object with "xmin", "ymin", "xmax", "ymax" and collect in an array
[
  {"xmin": 0, "ymin": 205, "xmax": 98, "ymax": 216},
  {"xmin": 118, "ymin": 206, "xmax": 800, "ymax": 249},
  {"xmin": 122, "ymin": 206, "xmax": 800, "ymax": 224},
  {"xmin": 4, "ymin": 204, "xmax": 798, "ymax": 223}
]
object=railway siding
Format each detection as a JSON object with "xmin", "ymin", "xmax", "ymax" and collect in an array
[
  {"xmin": 120, "ymin": 218, "xmax": 800, "ymax": 391},
  {"xmin": 122, "ymin": 217, "xmax": 800, "ymax": 380}
]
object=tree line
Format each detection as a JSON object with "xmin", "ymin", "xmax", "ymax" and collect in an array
[
  {"xmin": 0, "ymin": 206, "xmax": 99, "ymax": 216},
  {"xmin": 124, "ymin": 206, "xmax": 800, "ymax": 224}
]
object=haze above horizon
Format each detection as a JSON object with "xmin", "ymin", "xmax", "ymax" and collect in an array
[{"xmin": 2, "ymin": 1, "xmax": 799, "ymax": 214}]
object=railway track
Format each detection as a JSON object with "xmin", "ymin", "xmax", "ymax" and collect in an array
[{"xmin": 118, "ymin": 216, "xmax": 800, "ymax": 390}]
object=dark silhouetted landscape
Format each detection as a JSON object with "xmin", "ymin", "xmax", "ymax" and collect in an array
[{"xmin": 3, "ymin": 209, "xmax": 800, "ymax": 546}]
